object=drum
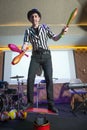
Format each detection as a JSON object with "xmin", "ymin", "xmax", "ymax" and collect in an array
[
  {"xmin": 12, "ymin": 94, "xmax": 27, "ymax": 108},
  {"xmin": 12, "ymin": 94, "xmax": 19, "ymax": 101},
  {"xmin": 4, "ymin": 88, "xmax": 17, "ymax": 95},
  {"xmin": 0, "ymin": 94, "xmax": 7, "ymax": 111},
  {"xmin": 0, "ymin": 96, "xmax": 3, "ymax": 111}
]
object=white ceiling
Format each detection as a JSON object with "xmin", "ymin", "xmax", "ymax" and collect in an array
[{"xmin": 0, "ymin": 0, "xmax": 84, "ymax": 26}]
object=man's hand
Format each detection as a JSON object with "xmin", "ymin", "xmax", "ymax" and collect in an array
[
  {"xmin": 62, "ymin": 26, "xmax": 69, "ymax": 35},
  {"xmin": 21, "ymin": 42, "xmax": 29, "ymax": 51}
]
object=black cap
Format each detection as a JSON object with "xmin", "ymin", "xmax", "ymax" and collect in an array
[{"xmin": 27, "ymin": 8, "xmax": 41, "ymax": 21}]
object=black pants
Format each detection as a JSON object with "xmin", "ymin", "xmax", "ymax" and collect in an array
[{"xmin": 27, "ymin": 50, "xmax": 54, "ymax": 106}]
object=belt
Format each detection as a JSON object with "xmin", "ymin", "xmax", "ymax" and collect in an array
[{"xmin": 33, "ymin": 50, "xmax": 50, "ymax": 55}]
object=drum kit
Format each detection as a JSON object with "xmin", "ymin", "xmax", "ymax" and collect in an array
[{"xmin": 0, "ymin": 75, "xmax": 27, "ymax": 112}]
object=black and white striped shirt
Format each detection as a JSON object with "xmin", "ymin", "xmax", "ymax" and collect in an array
[{"xmin": 23, "ymin": 24, "xmax": 55, "ymax": 51}]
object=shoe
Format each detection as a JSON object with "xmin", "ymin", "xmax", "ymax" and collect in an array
[
  {"xmin": 48, "ymin": 105, "xmax": 59, "ymax": 114},
  {"xmin": 23, "ymin": 103, "xmax": 33, "ymax": 110}
]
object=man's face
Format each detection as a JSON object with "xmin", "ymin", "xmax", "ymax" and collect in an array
[{"xmin": 30, "ymin": 13, "xmax": 40, "ymax": 26}]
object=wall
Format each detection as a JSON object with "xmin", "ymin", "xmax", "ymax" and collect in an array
[
  {"xmin": 0, "ymin": 51, "xmax": 4, "ymax": 80},
  {"xmin": 74, "ymin": 49, "xmax": 87, "ymax": 82},
  {"xmin": 0, "ymin": 0, "xmax": 87, "ymax": 47},
  {"xmin": 3, "ymin": 49, "xmax": 76, "ymax": 84}
]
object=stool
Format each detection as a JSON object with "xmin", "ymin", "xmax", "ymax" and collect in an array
[{"xmin": 36, "ymin": 80, "xmax": 46, "ymax": 108}]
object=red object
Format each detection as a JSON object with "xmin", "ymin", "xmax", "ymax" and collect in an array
[
  {"xmin": 8, "ymin": 43, "xmax": 29, "ymax": 57},
  {"xmin": 34, "ymin": 121, "xmax": 50, "ymax": 130},
  {"xmin": 25, "ymin": 108, "xmax": 58, "ymax": 115}
]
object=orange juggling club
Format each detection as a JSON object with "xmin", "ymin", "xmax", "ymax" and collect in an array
[
  {"xmin": 62, "ymin": 8, "xmax": 78, "ymax": 35},
  {"xmin": 12, "ymin": 48, "xmax": 28, "ymax": 65},
  {"xmin": 66, "ymin": 8, "xmax": 78, "ymax": 27}
]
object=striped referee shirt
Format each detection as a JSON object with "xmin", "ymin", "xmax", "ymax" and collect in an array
[{"xmin": 23, "ymin": 24, "xmax": 55, "ymax": 51}]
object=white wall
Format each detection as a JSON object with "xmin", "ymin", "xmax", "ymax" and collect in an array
[{"xmin": 3, "ymin": 49, "xmax": 76, "ymax": 84}]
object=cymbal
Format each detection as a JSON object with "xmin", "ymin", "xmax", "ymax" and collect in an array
[{"xmin": 10, "ymin": 75, "xmax": 24, "ymax": 79}]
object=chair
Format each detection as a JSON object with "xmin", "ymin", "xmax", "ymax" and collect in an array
[
  {"xmin": 70, "ymin": 88, "xmax": 87, "ymax": 112},
  {"xmin": 66, "ymin": 79, "xmax": 87, "ymax": 113},
  {"xmin": 36, "ymin": 79, "xmax": 46, "ymax": 108}
]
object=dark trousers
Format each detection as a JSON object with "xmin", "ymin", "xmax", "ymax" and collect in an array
[{"xmin": 27, "ymin": 50, "xmax": 54, "ymax": 106}]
